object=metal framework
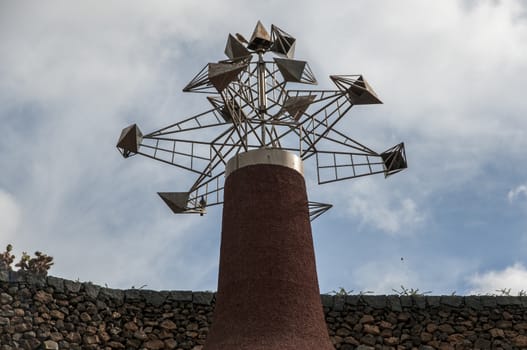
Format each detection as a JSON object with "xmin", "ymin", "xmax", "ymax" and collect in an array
[{"xmin": 117, "ymin": 21, "xmax": 407, "ymax": 220}]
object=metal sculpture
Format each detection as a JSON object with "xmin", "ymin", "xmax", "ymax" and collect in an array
[
  {"xmin": 117, "ymin": 21, "xmax": 407, "ymax": 350},
  {"xmin": 116, "ymin": 21, "xmax": 407, "ymax": 219}
]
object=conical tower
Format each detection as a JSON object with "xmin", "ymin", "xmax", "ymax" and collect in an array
[{"xmin": 204, "ymin": 149, "xmax": 333, "ymax": 349}]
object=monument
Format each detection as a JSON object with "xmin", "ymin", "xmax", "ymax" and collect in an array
[{"xmin": 117, "ymin": 21, "xmax": 407, "ymax": 350}]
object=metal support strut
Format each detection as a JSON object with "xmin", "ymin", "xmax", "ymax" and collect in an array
[{"xmin": 257, "ymin": 51, "xmax": 267, "ymax": 145}]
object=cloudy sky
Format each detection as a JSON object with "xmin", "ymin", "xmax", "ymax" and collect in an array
[{"xmin": 1, "ymin": 0, "xmax": 527, "ymax": 295}]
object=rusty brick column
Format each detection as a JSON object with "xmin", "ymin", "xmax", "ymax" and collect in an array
[{"xmin": 203, "ymin": 149, "xmax": 334, "ymax": 350}]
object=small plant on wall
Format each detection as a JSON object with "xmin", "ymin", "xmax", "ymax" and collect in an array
[
  {"xmin": 392, "ymin": 285, "xmax": 432, "ymax": 296},
  {"xmin": 0, "ymin": 244, "xmax": 15, "ymax": 271},
  {"xmin": 0, "ymin": 244, "xmax": 54, "ymax": 276}
]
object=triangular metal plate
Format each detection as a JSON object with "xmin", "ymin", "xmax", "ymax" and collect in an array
[
  {"xmin": 330, "ymin": 75, "xmax": 382, "ymax": 104},
  {"xmin": 274, "ymin": 58, "xmax": 317, "ymax": 84},
  {"xmin": 275, "ymin": 58, "xmax": 304, "ymax": 82},
  {"xmin": 381, "ymin": 143, "xmax": 407, "ymax": 177},
  {"xmin": 182, "ymin": 64, "xmax": 215, "ymax": 93},
  {"xmin": 116, "ymin": 124, "xmax": 143, "ymax": 157},
  {"xmin": 270, "ymin": 24, "xmax": 296, "ymax": 58},
  {"xmin": 208, "ymin": 62, "xmax": 248, "ymax": 92},
  {"xmin": 283, "ymin": 95, "xmax": 316, "ymax": 121},
  {"xmin": 247, "ymin": 21, "xmax": 272, "ymax": 51},
  {"xmin": 207, "ymin": 96, "xmax": 246, "ymax": 123},
  {"xmin": 158, "ymin": 192, "xmax": 190, "ymax": 214},
  {"xmin": 207, "ymin": 96, "xmax": 231, "ymax": 122},
  {"xmin": 225, "ymin": 34, "xmax": 250, "ymax": 59}
]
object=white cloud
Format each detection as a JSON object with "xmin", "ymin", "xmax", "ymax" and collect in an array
[
  {"xmin": 351, "ymin": 197, "xmax": 422, "ymax": 234},
  {"xmin": 508, "ymin": 185, "xmax": 527, "ymax": 203},
  {"xmin": 468, "ymin": 263, "xmax": 527, "ymax": 295},
  {"xmin": 341, "ymin": 178, "xmax": 425, "ymax": 235},
  {"xmin": 0, "ymin": 190, "xmax": 21, "ymax": 241}
]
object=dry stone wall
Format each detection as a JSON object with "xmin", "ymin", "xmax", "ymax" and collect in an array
[
  {"xmin": 1, "ymin": 271, "xmax": 527, "ymax": 349},
  {"xmin": 321, "ymin": 294, "xmax": 527, "ymax": 349}
]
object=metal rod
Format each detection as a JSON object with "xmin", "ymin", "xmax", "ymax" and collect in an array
[{"xmin": 257, "ymin": 51, "xmax": 267, "ymax": 145}]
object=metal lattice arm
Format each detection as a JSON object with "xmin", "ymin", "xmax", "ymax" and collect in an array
[
  {"xmin": 138, "ymin": 137, "xmax": 212, "ymax": 175},
  {"xmin": 146, "ymin": 106, "xmax": 230, "ymax": 137},
  {"xmin": 117, "ymin": 121, "xmax": 238, "ymax": 214},
  {"xmin": 287, "ymin": 76, "xmax": 382, "ymax": 156},
  {"xmin": 314, "ymin": 140, "xmax": 407, "ymax": 184},
  {"xmin": 315, "ymin": 151, "xmax": 385, "ymax": 184}
]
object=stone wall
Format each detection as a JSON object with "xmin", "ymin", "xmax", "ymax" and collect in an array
[
  {"xmin": 1, "ymin": 272, "xmax": 527, "ymax": 349},
  {"xmin": 321, "ymin": 294, "xmax": 527, "ymax": 349}
]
